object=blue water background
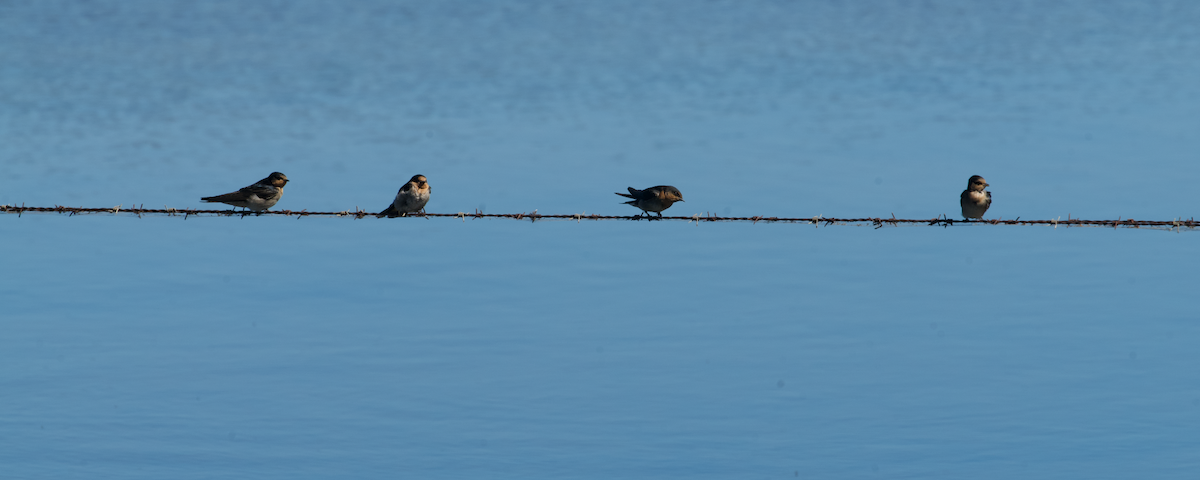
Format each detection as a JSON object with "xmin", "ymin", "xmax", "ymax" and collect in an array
[{"xmin": 2, "ymin": 1, "xmax": 1199, "ymax": 478}]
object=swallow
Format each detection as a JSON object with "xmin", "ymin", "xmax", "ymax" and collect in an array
[
  {"xmin": 615, "ymin": 185, "xmax": 684, "ymax": 218},
  {"xmin": 960, "ymin": 175, "xmax": 992, "ymax": 219},
  {"xmin": 201, "ymin": 172, "xmax": 288, "ymax": 211},
  {"xmin": 377, "ymin": 175, "xmax": 431, "ymax": 218}
]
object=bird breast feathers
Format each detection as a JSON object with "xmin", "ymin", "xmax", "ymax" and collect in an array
[{"xmin": 962, "ymin": 189, "xmax": 989, "ymax": 206}]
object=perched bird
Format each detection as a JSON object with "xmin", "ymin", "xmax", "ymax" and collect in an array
[
  {"xmin": 960, "ymin": 175, "xmax": 992, "ymax": 219},
  {"xmin": 377, "ymin": 174, "xmax": 431, "ymax": 218},
  {"xmin": 201, "ymin": 172, "xmax": 289, "ymax": 211},
  {"xmin": 615, "ymin": 185, "xmax": 684, "ymax": 218}
]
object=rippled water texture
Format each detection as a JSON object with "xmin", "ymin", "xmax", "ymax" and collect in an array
[{"xmin": 3, "ymin": 1, "xmax": 1199, "ymax": 478}]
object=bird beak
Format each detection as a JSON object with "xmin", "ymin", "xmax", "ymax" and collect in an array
[{"xmin": 983, "ymin": 183, "xmax": 989, "ymax": 187}]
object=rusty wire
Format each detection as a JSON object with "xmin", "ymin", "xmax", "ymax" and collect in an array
[{"xmin": 2, "ymin": 204, "xmax": 1196, "ymax": 231}]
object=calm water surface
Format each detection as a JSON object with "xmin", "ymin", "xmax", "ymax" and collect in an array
[{"xmin": 2, "ymin": 1, "xmax": 1199, "ymax": 478}]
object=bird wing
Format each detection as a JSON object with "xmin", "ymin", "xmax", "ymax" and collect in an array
[
  {"xmin": 238, "ymin": 184, "xmax": 279, "ymax": 201},
  {"xmin": 399, "ymin": 182, "xmax": 413, "ymax": 193},
  {"xmin": 201, "ymin": 190, "xmax": 248, "ymax": 202}
]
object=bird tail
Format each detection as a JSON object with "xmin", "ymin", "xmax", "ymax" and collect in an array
[
  {"xmin": 376, "ymin": 205, "xmax": 396, "ymax": 218},
  {"xmin": 615, "ymin": 187, "xmax": 639, "ymax": 199}
]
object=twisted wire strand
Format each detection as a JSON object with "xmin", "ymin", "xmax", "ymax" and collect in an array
[{"xmin": 2, "ymin": 204, "xmax": 1195, "ymax": 230}]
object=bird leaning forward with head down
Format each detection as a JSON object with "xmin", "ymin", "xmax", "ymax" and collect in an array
[
  {"xmin": 960, "ymin": 175, "xmax": 991, "ymax": 220},
  {"xmin": 377, "ymin": 175, "xmax": 431, "ymax": 218},
  {"xmin": 201, "ymin": 172, "xmax": 289, "ymax": 212},
  {"xmin": 615, "ymin": 185, "xmax": 684, "ymax": 218}
]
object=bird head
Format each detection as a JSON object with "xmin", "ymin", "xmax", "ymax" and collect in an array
[
  {"xmin": 268, "ymin": 172, "xmax": 289, "ymax": 187},
  {"xmin": 662, "ymin": 186, "xmax": 684, "ymax": 202}
]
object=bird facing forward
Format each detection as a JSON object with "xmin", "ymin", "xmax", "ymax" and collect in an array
[
  {"xmin": 960, "ymin": 175, "xmax": 992, "ymax": 219},
  {"xmin": 377, "ymin": 175, "xmax": 431, "ymax": 218},
  {"xmin": 201, "ymin": 172, "xmax": 289, "ymax": 211},
  {"xmin": 615, "ymin": 185, "xmax": 684, "ymax": 218}
]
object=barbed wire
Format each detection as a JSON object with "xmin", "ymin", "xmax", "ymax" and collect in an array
[{"xmin": 3, "ymin": 204, "xmax": 1195, "ymax": 231}]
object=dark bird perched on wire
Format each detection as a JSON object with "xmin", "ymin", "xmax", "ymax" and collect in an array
[
  {"xmin": 960, "ymin": 175, "xmax": 992, "ymax": 219},
  {"xmin": 201, "ymin": 172, "xmax": 289, "ymax": 212},
  {"xmin": 616, "ymin": 185, "xmax": 685, "ymax": 218},
  {"xmin": 377, "ymin": 174, "xmax": 431, "ymax": 218}
]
